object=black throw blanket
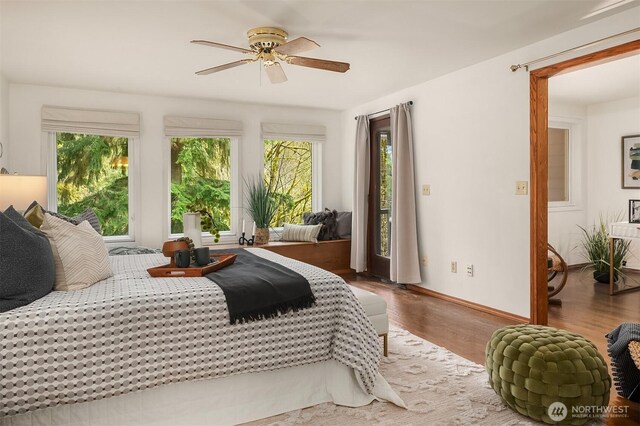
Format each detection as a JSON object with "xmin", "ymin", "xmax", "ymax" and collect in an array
[
  {"xmin": 607, "ymin": 323, "xmax": 640, "ymax": 402},
  {"xmin": 205, "ymin": 248, "xmax": 316, "ymax": 324}
]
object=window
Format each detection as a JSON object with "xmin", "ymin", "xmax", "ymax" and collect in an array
[
  {"xmin": 261, "ymin": 122, "xmax": 324, "ymax": 228},
  {"xmin": 264, "ymin": 140, "xmax": 313, "ymax": 227},
  {"xmin": 52, "ymin": 132, "xmax": 132, "ymax": 238},
  {"xmin": 548, "ymin": 127, "xmax": 569, "ymax": 202},
  {"xmin": 43, "ymin": 106, "xmax": 140, "ymax": 241},
  {"xmin": 170, "ymin": 137, "xmax": 232, "ymax": 234}
]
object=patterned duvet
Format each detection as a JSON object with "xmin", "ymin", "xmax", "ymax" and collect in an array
[{"xmin": 0, "ymin": 248, "xmax": 380, "ymax": 417}]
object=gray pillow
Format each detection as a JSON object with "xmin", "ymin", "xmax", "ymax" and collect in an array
[
  {"xmin": 336, "ymin": 211, "xmax": 352, "ymax": 239},
  {"xmin": 0, "ymin": 206, "xmax": 55, "ymax": 312}
]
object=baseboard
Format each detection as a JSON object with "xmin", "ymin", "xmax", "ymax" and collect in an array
[{"xmin": 406, "ymin": 285, "xmax": 530, "ymax": 323}]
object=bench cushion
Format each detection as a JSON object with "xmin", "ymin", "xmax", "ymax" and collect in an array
[{"xmin": 349, "ymin": 285, "xmax": 387, "ymax": 316}]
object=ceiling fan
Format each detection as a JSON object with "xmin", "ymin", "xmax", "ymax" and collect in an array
[{"xmin": 191, "ymin": 27, "xmax": 350, "ymax": 84}]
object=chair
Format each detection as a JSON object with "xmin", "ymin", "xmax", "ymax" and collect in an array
[{"xmin": 547, "ymin": 243, "xmax": 568, "ymax": 305}]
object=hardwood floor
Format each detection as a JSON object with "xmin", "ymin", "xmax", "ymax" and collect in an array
[{"xmin": 343, "ymin": 271, "xmax": 640, "ymax": 426}]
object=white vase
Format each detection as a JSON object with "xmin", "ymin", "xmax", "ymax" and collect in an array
[{"xmin": 183, "ymin": 212, "xmax": 202, "ymax": 248}]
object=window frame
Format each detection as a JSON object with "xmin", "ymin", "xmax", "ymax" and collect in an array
[
  {"xmin": 261, "ymin": 138, "xmax": 322, "ymax": 229},
  {"xmin": 166, "ymin": 135, "xmax": 240, "ymax": 244},
  {"xmin": 45, "ymin": 131, "xmax": 139, "ymax": 243},
  {"xmin": 548, "ymin": 117, "xmax": 583, "ymax": 211}
]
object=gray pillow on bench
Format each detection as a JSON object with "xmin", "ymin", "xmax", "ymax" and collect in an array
[{"xmin": 0, "ymin": 206, "xmax": 55, "ymax": 312}]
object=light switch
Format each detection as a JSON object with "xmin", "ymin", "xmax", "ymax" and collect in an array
[
  {"xmin": 516, "ymin": 181, "xmax": 528, "ymax": 195},
  {"xmin": 422, "ymin": 184, "xmax": 431, "ymax": 196}
]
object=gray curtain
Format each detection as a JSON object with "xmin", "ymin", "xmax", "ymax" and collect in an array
[
  {"xmin": 390, "ymin": 104, "xmax": 421, "ymax": 284},
  {"xmin": 350, "ymin": 116, "xmax": 370, "ymax": 272}
]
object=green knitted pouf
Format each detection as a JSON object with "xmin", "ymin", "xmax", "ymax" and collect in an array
[{"xmin": 485, "ymin": 324, "xmax": 611, "ymax": 425}]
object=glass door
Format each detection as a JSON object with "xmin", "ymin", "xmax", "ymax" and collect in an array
[{"xmin": 368, "ymin": 116, "xmax": 391, "ymax": 279}]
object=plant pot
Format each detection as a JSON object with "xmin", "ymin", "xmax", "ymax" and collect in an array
[
  {"xmin": 593, "ymin": 270, "xmax": 618, "ymax": 284},
  {"xmin": 255, "ymin": 227, "xmax": 269, "ymax": 245}
]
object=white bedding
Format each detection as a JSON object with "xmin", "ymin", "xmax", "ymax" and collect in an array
[{"xmin": 0, "ymin": 248, "xmax": 402, "ymax": 422}]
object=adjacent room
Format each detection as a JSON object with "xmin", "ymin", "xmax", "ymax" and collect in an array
[{"xmin": 0, "ymin": 1, "xmax": 639, "ymax": 425}]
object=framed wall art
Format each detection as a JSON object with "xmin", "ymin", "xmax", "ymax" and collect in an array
[
  {"xmin": 622, "ymin": 134, "xmax": 640, "ymax": 188},
  {"xmin": 630, "ymin": 199, "xmax": 640, "ymax": 224}
]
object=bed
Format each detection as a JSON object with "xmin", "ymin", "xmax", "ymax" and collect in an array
[{"xmin": 0, "ymin": 248, "xmax": 403, "ymax": 425}]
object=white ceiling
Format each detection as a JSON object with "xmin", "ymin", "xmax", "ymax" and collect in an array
[
  {"xmin": 549, "ymin": 53, "xmax": 640, "ymax": 106},
  {"xmin": 1, "ymin": 0, "xmax": 638, "ymax": 110}
]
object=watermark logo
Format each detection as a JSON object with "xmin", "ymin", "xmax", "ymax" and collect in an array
[{"xmin": 548, "ymin": 402, "xmax": 568, "ymax": 422}]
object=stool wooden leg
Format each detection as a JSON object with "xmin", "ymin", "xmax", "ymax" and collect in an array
[{"xmin": 381, "ymin": 333, "xmax": 388, "ymax": 357}]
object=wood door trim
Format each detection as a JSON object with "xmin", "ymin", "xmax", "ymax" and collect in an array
[{"xmin": 529, "ymin": 39, "xmax": 640, "ymax": 325}]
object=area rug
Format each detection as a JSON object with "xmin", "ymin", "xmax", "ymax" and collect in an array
[{"xmin": 246, "ymin": 326, "xmax": 574, "ymax": 425}]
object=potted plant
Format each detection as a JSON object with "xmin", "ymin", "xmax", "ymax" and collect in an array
[
  {"xmin": 245, "ymin": 176, "xmax": 277, "ymax": 244},
  {"xmin": 578, "ymin": 213, "xmax": 631, "ymax": 283}
]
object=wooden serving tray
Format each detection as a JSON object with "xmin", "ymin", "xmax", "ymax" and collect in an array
[{"xmin": 147, "ymin": 253, "xmax": 237, "ymax": 277}]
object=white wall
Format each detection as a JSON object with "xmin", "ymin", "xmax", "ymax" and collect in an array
[
  {"xmin": 547, "ymin": 97, "xmax": 640, "ymax": 268},
  {"xmin": 340, "ymin": 8, "xmax": 640, "ymax": 318},
  {"xmin": 0, "ymin": 0, "xmax": 8, "ymax": 169},
  {"xmin": 0, "ymin": 73, "xmax": 8, "ymax": 170},
  {"xmin": 8, "ymin": 84, "xmax": 343, "ymax": 248},
  {"xmin": 586, "ymin": 96, "xmax": 640, "ymax": 268},
  {"xmin": 547, "ymin": 102, "xmax": 588, "ymax": 266}
]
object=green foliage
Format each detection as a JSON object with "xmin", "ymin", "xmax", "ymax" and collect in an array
[
  {"xmin": 58, "ymin": 176, "xmax": 129, "ymax": 236},
  {"xmin": 578, "ymin": 213, "xmax": 631, "ymax": 274},
  {"xmin": 245, "ymin": 176, "xmax": 277, "ymax": 228},
  {"xmin": 170, "ymin": 137, "xmax": 231, "ymax": 234},
  {"xmin": 264, "ymin": 140, "xmax": 312, "ymax": 227},
  {"xmin": 56, "ymin": 133, "xmax": 129, "ymax": 236}
]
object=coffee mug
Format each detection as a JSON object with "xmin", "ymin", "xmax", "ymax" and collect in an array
[
  {"xmin": 195, "ymin": 247, "xmax": 211, "ymax": 266},
  {"xmin": 174, "ymin": 250, "xmax": 191, "ymax": 268}
]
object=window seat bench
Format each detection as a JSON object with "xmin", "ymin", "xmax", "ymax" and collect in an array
[{"xmin": 215, "ymin": 239, "xmax": 353, "ymax": 275}]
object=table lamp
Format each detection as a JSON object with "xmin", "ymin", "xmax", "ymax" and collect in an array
[{"xmin": 0, "ymin": 175, "xmax": 48, "ymax": 212}]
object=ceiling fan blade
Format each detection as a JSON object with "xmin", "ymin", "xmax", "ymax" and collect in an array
[
  {"xmin": 286, "ymin": 56, "xmax": 350, "ymax": 73},
  {"xmin": 274, "ymin": 37, "xmax": 320, "ymax": 55},
  {"xmin": 195, "ymin": 59, "xmax": 253, "ymax": 75},
  {"xmin": 265, "ymin": 62, "xmax": 288, "ymax": 84},
  {"xmin": 191, "ymin": 39, "xmax": 253, "ymax": 54}
]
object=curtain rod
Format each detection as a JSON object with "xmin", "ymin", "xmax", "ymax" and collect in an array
[
  {"xmin": 510, "ymin": 27, "xmax": 640, "ymax": 72},
  {"xmin": 354, "ymin": 101, "xmax": 413, "ymax": 120}
]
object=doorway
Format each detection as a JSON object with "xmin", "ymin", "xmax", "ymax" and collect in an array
[
  {"xmin": 368, "ymin": 115, "xmax": 392, "ymax": 280},
  {"xmin": 529, "ymin": 39, "xmax": 640, "ymax": 324}
]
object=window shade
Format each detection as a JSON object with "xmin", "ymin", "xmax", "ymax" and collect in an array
[
  {"xmin": 261, "ymin": 122, "xmax": 326, "ymax": 142},
  {"xmin": 164, "ymin": 116, "xmax": 243, "ymax": 137},
  {"xmin": 42, "ymin": 106, "xmax": 140, "ymax": 137}
]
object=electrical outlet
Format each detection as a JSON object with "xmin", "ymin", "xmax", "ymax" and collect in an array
[
  {"xmin": 421, "ymin": 255, "xmax": 427, "ymax": 266},
  {"xmin": 450, "ymin": 261, "xmax": 457, "ymax": 273},
  {"xmin": 422, "ymin": 184, "xmax": 431, "ymax": 196},
  {"xmin": 515, "ymin": 181, "xmax": 528, "ymax": 195},
  {"xmin": 466, "ymin": 264, "xmax": 474, "ymax": 277}
]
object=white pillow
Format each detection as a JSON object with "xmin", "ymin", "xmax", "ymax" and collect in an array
[
  {"xmin": 41, "ymin": 213, "xmax": 113, "ymax": 291},
  {"xmin": 281, "ymin": 223, "xmax": 322, "ymax": 243}
]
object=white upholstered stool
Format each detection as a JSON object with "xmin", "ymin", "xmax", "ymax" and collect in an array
[{"xmin": 348, "ymin": 285, "xmax": 389, "ymax": 356}]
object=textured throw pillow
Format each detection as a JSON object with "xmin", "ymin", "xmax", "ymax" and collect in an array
[
  {"xmin": 48, "ymin": 208, "xmax": 103, "ymax": 235},
  {"xmin": 0, "ymin": 206, "xmax": 55, "ymax": 312},
  {"xmin": 303, "ymin": 208, "xmax": 339, "ymax": 241},
  {"xmin": 336, "ymin": 211, "xmax": 352, "ymax": 239},
  {"xmin": 281, "ymin": 223, "xmax": 322, "ymax": 243},
  {"xmin": 41, "ymin": 213, "xmax": 113, "ymax": 291},
  {"xmin": 23, "ymin": 200, "xmax": 45, "ymax": 228}
]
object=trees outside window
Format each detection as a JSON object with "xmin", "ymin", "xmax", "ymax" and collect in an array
[
  {"xmin": 264, "ymin": 140, "xmax": 312, "ymax": 227},
  {"xmin": 170, "ymin": 137, "xmax": 231, "ymax": 234},
  {"xmin": 55, "ymin": 132, "xmax": 130, "ymax": 237}
]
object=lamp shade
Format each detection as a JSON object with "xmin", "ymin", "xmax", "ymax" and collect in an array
[{"xmin": 0, "ymin": 175, "xmax": 48, "ymax": 212}]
